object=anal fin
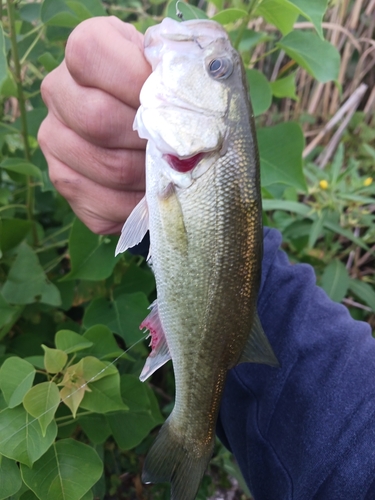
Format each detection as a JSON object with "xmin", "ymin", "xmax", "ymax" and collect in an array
[
  {"xmin": 238, "ymin": 312, "xmax": 279, "ymax": 367},
  {"xmin": 139, "ymin": 301, "xmax": 171, "ymax": 382},
  {"xmin": 115, "ymin": 196, "xmax": 149, "ymax": 256}
]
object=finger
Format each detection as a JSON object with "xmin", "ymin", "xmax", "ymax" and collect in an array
[
  {"xmin": 38, "ymin": 114, "xmax": 146, "ymax": 192},
  {"xmin": 65, "ymin": 16, "xmax": 151, "ymax": 108},
  {"xmin": 41, "ymin": 64, "xmax": 146, "ymax": 149},
  {"xmin": 48, "ymin": 157, "xmax": 143, "ymax": 234}
]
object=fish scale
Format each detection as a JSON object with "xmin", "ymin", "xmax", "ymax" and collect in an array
[{"xmin": 115, "ymin": 17, "xmax": 278, "ymax": 500}]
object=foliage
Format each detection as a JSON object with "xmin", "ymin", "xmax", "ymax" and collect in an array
[{"xmin": 0, "ymin": 0, "xmax": 374, "ymax": 499}]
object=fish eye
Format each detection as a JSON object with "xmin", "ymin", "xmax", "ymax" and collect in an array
[{"xmin": 208, "ymin": 57, "xmax": 233, "ymax": 80}]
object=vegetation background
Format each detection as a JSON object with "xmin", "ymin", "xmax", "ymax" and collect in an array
[{"xmin": 0, "ymin": 0, "xmax": 374, "ymax": 498}]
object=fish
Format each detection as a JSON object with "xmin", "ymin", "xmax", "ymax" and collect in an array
[{"xmin": 115, "ymin": 17, "xmax": 278, "ymax": 500}]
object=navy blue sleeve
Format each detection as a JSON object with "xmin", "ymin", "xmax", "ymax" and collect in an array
[{"xmin": 217, "ymin": 227, "xmax": 375, "ymax": 499}]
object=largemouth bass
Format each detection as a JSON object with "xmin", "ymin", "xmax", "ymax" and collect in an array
[{"xmin": 116, "ymin": 17, "xmax": 278, "ymax": 500}]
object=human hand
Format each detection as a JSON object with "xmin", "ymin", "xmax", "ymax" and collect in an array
[{"xmin": 38, "ymin": 16, "xmax": 151, "ymax": 234}]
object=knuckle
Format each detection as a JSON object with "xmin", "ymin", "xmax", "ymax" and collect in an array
[
  {"xmin": 65, "ymin": 17, "xmax": 107, "ymax": 83},
  {"xmin": 40, "ymin": 73, "xmax": 53, "ymax": 106},
  {"xmin": 77, "ymin": 95, "xmax": 111, "ymax": 142}
]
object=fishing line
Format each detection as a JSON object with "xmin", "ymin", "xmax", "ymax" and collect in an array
[
  {"xmin": 0, "ymin": 333, "xmax": 149, "ymax": 446},
  {"xmin": 175, "ymin": 0, "xmax": 185, "ymax": 20}
]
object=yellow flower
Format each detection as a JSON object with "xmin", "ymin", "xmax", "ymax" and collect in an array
[
  {"xmin": 363, "ymin": 177, "xmax": 373, "ymax": 187},
  {"xmin": 319, "ymin": 180, "xmax": 329, "ymax": 190}
]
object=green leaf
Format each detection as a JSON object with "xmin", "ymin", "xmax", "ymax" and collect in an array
[
  {"xmin": 106, "ymin": 374, "xmax": 163, "ymax": 449},
  {"xmin": 21, "ymin": 439, "xmax": 103, "ymax": 500},
  {"xmin": 83, "ymin": 292, "xmax": 149, "ymax": 345},
  {"xmin": 0, "ymin": 406, "xmax": 57, "ymax": 467},
  {"xmin": 23, "ymin": 382, "xmax": 60, "ymax": 436},
  {"xmin": 277, "ymin": 31, "xmax": 340, "ymax": 83},
  {"xmin": 42, "ymin": 345, "xmax": 68, "ymax": 373},
  {"xmin": 308, "ymin": 210, "xmax": 326, "ymax": 248},
  {"xmin": 0, "ymin": 293, "xmax": 23, "ymax": 341},
  {"xmin": 246, "ymin": 69, "xmax": 272, "ymax": 116},
  {"xmin": 236, "ymin": 29, "xmax": 270, "ymax": 52},
  {"xmin": 270, "ymin": 72, "xmax": 298, "ymax": 100},
  {"xmin": 79, "ymin": 414, "xmax": 112, "ymax": 444},
  {"xmin": 38, "ymin": 52, "xmax": 59, "ymax": 72},
  {"xmin": 0, "ymin": 456, "xmax": 23, "ymax": 499},
  {"xmin": 2, "ymin": 243, "xmax": 61, "ymax": 306},
  {"xmin": 1, "ymin": 158, "xmax": 42, "ymax": 179},
  {"xmin": 211, "ymin": 8, "xmax": 247, "ymax": 25},
  {"xmin": 288, "ymin": 0, "xmax": 328, "ymax": 38},
  {"xmin": 349, "ymin": 280, "xmax": 375, "ymax": 312},
  {"xmin": 0, "ymin": 218, "xmax": 32, "ymax": 253},
  {"xmin": 82, "ymin": 324, "xmax": 124, "ymax": 360},
  {"xmin": 0, "ymin": 23, "xmax": 8, "ymax": 90},
  {"xmin": 79, "ymin": 356, "xmax": 118, "ymax": 381},
  {"xmin": 42, "ymin": 0, "xmax": 106, "ymax": 28},
  {"xmin": 62, "ymin": 218, "xmax": 120, "ymax": 281},
  {"xmin": 0, "ymin": 357, "xmax": 35, "ymax": 408},
  {"xmin": 108, "ymin": 409, "xmax": 160, "ymax": 450},
  {"xmin": 255, "ymin": 0, "xmax": 299, "ymax": 35},
  {"xmin": 330, "ymin": 142, "xmax": 344, "ymax": 185},
  {"xmin": 120, "ymin": 374, "xmax": 151, "ymax": 412},
  {"xmin": 257, "ymin": 122, "xmax": 307, "ymax": 191},
  {"xmin": 262, "ymin": 199, "xmax": 311, "ymax": 217},
  {"xmin": 322, "ymin": 220, "xmax": 369, "ymax": 252},
  {"xmin": 116, "ymin": 264, "xmax": 155, "ymax": 297},
  {"xmin": 55, "ymin": 329, "xmax": 93, "ymax": 354},
  {"xmin": 321, "ymin": 260, "xmax": 349, "ymax": 303},
  {"xmin": 80, "ymin": 372, "xmax": 128, "ymax": 413}
]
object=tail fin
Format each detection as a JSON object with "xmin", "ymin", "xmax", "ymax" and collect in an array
[{"xmin": 142, "ymin": 419, "xmax": 213, "ymax": 500}]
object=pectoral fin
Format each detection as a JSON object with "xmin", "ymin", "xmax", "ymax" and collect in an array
[
  {"xmin": 115, "ymin": 196, "xmax": 149, "ymax": 256},
  {"xmin": 238, "ymin": 312, "xmax": 279, "ymax": 367},
  {"xmin": 139, "ymin": 301, "xmax": 171, "ymax": 382}
]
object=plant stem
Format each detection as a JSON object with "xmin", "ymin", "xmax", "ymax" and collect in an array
[
  {"xmin": 6, "ymin": 0, "xmax": 38, "ymax": 245},
  {"xmin": 233, "ymin": 0, "xmax": 260, "ymax": 50}
]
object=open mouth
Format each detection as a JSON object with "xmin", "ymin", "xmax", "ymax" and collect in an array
[{"xmin": 163, "ymin": 153, "xmax": 205, "ymax": 173}]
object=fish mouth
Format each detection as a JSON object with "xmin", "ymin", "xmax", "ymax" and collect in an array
[{"xmin": 163, "ymin": 153, "xmax": 206, "ymax": 173}]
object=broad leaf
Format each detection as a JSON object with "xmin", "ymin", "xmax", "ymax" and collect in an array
[
  {"xmin": 83, "ymin": 292, "xmax": 149, "ymax": 345},
  {"xmin": 349, "ymin": 280, "xmax": 375, "ymax": 311},
  {"xmin": 0, "ymin": 293, "xmax": 23, "ymax": 341},
  {"xmin": 211, "ymin": 8, "xmax": 247, "ymax": 25},
  {"xmin": 1, "ymin": 158, "xmax": 42, "ymax": 179},
  {"xmin": 62, "ymin": 218, "xmax": 120, "ymax": 281},
  {"xmin": 41, "ymin": 0, "xmax": 105, "ymax": 27},
  {"xmin": 23, "ymin": 382, "xmax": 60, "ymax": 436},
  {"xmin": 0, "ymin": 406, "xmax": 57, "ymax": 467},
  {"xmin": 79, "ymin": 414, "xmax": 112, "ymax": 444},
  {"xmin": 21, "ymin": 439, "xmax": 103, "ymax": 500},
  {"xmin": 321, "ymin": 260, "xmax": 349, "ymax": 303},
  {"xmin": 55, "ymin": 329, "xmax": 93, "ymax": 354},
  {"xmin": 246, "ymin": 69, "xmax": 272, "ymax": 116},
  {"xmin": 277, "ymin": 31, "xmax": 340, "ymax": 83},
  {"xmin": 2, "ymin": 244, "xmax": 61, "ymax": 306},
  {"xmin": 0, "ymin": 218, "xmax": 32, "ymax": 253},
  {"xmin": 82, "ymin": 324, "xmax": 124, "ymax": 359},
  {"xmin": 42, "ymin": 345, "xmax": 68, "ymax": 373},
  {"xmin": 0, "ymin": 357, "xmax": 35, "ymax": 408},
  {"xmin": 255, "ymin": 0, "xmax": 299, "ymax": 35},
  {"xmin": 0, "ymin": 456, "xmax": 23, "ymax": 499},
  {"xmin": 80, "ymin": 372, "xmax": 128, "ymax": 413},
  {"xmin": 257, "ymin": 122, "xmax": 306, "ymax": 191},
  {"xmin": 288, "ymin": 0, "xmax": 328, "ymax": 38},
  {"xmin": 115, "ymin": 263, "xmax": 155, "ymax": 297},
  {"xmin": 270, "ymin": 72, "xmax": 298, "ymax": 100}
]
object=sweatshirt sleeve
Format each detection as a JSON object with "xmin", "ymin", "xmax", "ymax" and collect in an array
[{"xmin": 216, "ymin": 227, "xmax": 375, "ymax": 499}]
